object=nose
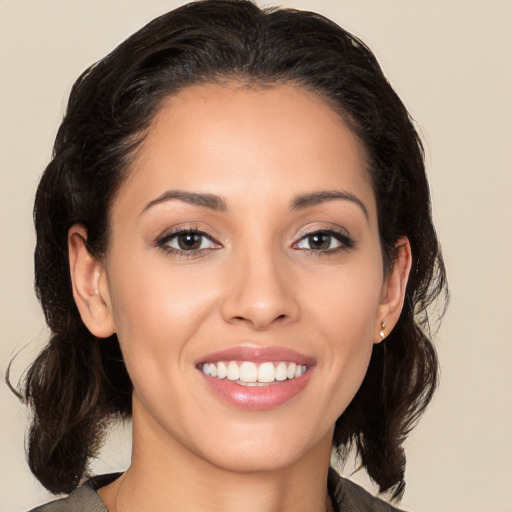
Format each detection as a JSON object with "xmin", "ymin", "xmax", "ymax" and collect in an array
[{"xmin": 220, "ymin": 248, "xmax": 300, "ymax": 331}]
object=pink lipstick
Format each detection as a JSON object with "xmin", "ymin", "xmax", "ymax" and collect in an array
[{"xmin": 197, "ymin": 346, "xmax": 315, "ymax": 410}]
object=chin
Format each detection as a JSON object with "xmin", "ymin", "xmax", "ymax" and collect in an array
[{"xmin": 187, "ymin": 420, "xmax": 333, "ymax": 475}]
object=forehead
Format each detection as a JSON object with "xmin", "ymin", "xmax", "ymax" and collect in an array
[{"xmin": 117, "ymin": 82, "xmax": 376, "ymax": 220}]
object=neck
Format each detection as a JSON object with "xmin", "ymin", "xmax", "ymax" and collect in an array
[{"xmin": 100, "ymin": 398, "xmax": 334, "ymax": 512}]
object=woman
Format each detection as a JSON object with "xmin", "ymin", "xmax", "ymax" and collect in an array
[{"xmin": 17, "ymin": 1, "xmax": 446, "ymax": 510}]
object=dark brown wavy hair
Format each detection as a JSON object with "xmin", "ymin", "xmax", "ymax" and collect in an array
[{"xmin": 11, "ymin": 0, "xmax": 447, "ymax": 500}]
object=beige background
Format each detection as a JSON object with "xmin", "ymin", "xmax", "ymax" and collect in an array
[{"xmin": 1, "ymin": 1, "xmax": 511, "ymax": 511}]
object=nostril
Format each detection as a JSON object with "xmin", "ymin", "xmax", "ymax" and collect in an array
[{"xmin": 231, "ymin": 313, "xmax": 288, "ymax": 326}]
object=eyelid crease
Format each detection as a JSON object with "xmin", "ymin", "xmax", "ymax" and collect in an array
[
  {"xmin": 155, "ymin": 227, "xmax": 219, "ymax": 249},
  {"xmin": 294, "ymin": 223, "xmax": 353, "ymax": 241}
]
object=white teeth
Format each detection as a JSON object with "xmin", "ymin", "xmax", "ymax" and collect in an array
[
  {"xmin": 258, "ymin": 362, "xmax": 275, "ymax": 383},
  {"xmin": 201, "ymin": 360, "xmax": 308, "ymax": 384},
  {"xmin": 217, "ymin": 361, "xmax": 227, "ymax": 379},
  {"xmin": 239, "ymin": 362, "xmax": 258, "ymax": 383},
  {"xmin": 275, "ymin": 362, "xmax": 288, "ymax": 381},
  {"xmin": 227, "ymin": 361, "xmax": 240, "ymax": 381}
]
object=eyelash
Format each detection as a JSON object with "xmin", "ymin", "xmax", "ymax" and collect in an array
[
  {"xmin": 155, "ymin": 227, "xmax": 354, "ymax": 258},
  {"xmin": 293, "ymin": 228, "xmax": 354, "ymax": 255},
  {"xmin": 155, "ymin": 227, "xmax": 221, "ymax": 258}
]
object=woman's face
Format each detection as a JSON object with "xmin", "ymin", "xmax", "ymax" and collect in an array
[{"xmin": 95, "ymin": 83, "xmax": 396, "ymax": 472}]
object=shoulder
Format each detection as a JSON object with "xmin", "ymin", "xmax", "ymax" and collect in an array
[
  {"xmin": 328, "ymin": 468, "xmax": 410, "ymax": 512},
  {"xmin": 27, "ymin": 474, "xmax": 121, "ymax": 512}
]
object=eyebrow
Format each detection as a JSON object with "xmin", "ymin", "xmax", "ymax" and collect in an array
[
  {"xmin": 141, "ymin": 190, "xmax": 228, "ymax": 214},
  {"xmin": 290, "ymin": 190, "xmax": 368, "ymax": 219},
  {"xmin": 141, "ymin": 188, "xmax": 368, "ymax": 219}
]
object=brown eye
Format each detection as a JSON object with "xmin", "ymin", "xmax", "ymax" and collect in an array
[
  {"xmin": 177, "ymin": 233, "xmax": 203, "ymax": 250},
  {"xmin": 306, "ymin": 232, "xmax": 332, "ymax": 250},
  {"xmin": 295, "ymin": 229, "xmax": 354, "ymax": 253},
  {"xmin": 157, "ymin": 229, "xmax": 220, "ymax": 253}
]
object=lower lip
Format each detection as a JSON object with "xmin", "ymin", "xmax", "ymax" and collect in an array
[{"xmin": 200, "ymin": 370, "xmax": 312, "ymax": 410}]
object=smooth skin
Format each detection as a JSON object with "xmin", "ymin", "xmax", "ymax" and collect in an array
[{"xmin": 68, "ymin": 83, "xmax": 411, "ymax": 512}]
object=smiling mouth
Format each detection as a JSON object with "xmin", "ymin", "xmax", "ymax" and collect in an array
[{"xmin": 200, "ymin": 361, "xmax": 309, "ymax": 386}]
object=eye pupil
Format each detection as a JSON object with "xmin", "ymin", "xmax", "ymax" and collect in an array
[
  {"xmin": 309, "ymin": 233, "xmax": 330, "ymax": 250},
  {"xmin": 178, "ymin": 233, "xmax": 202, "ymax": 250}
]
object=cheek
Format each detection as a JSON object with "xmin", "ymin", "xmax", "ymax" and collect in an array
[
  {"xmin": 305, "ymin": 258, "xmax": 382, "ymax": 401},
  {"xmin": 105, "ymin": 257, "xmax": 220, "ymax": 369},
  {"xmin": 306, "ymin": 257, "xmax": 383, "ymax": 338}
]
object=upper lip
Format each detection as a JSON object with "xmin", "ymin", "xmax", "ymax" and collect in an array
[{"xmin": 197, "ymin": 345, "xmax": 315, "ymax": 366}]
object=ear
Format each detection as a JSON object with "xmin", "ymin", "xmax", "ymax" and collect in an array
[
  {"xmin": 68, "ymin": 224, "xmax": 116, "ymax": 338},
  {"xmin": 374, "ymin": 236, "xmax": 412, "ymax": 343}
]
